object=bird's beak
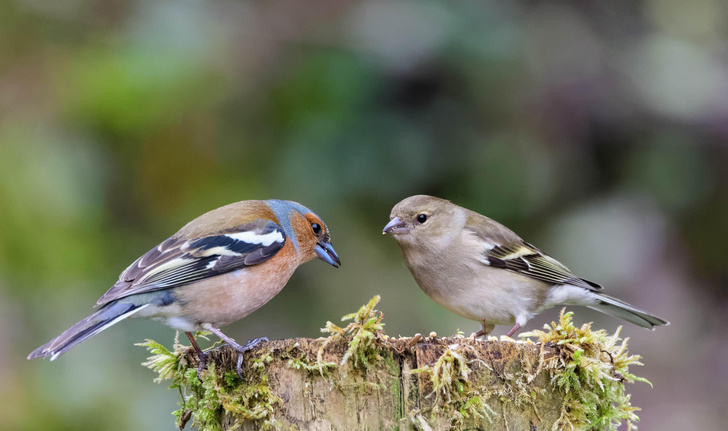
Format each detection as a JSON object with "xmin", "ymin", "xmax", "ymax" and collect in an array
[
  {"xmin": 315, "ymin": 241, "xmax": 341, "ymax": 268},
  {"xmin": 383, "ymin": 217, "xmax": 409, "ymax": 235}
]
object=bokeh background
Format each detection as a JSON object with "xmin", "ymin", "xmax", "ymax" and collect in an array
[{"xmin": 2, "ymin": 0, "xmax": 727, "ymax": 429}]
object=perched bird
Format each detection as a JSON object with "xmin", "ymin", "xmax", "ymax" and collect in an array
[
  {"xmin": 383, "ymin": 195, "xmax": 667, "ymax": 337},
  {"xmin": 28, "ymin": 199, "xmax": 340, "ymax": 378}
]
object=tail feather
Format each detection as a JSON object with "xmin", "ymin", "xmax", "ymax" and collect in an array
[
  {"xmin": 588, "ymin": 294, "xmax": 668, "ymax": 329},
  {"xmin": 28, "ymin": 302, "xmax": 148, "ymax": 360}
]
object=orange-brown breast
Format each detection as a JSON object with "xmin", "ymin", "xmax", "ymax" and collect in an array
[{"xmin": 173, "ymin": 239, "xmax": 299, "ymax": 327}]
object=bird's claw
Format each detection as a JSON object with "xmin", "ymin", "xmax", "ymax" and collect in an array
[
  {"xmin": 230, "ymin": 337, "xmax": 269, "ymax": 380},
  {"xmin": 242, "ymin": 336, "xmax": 269, "ymax": 351},
  {"xmin": 236, "ymin": 353, "xmax": 245, "ymax": 380},
  {"xmin": 194, "ymin": 327, "xmax": 269, "ymax": 381},
  {"xmin": 196, "ymin": 351, "xmax": 208, "ymax": 383},
  {"xmin": 185, "ymin": 332, "xmax": 209, "ymax": 383},
  {"xmin": 474, "ymin": 321, "xmax": 495, "ymax": 339}
]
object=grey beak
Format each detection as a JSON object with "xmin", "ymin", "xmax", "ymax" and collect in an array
[
  {"xmin": 383, "ymin": 217, "xmax": 409, "ymax": 235},
  {"xmin": 315, "ymin": 241, "xmax": 341, "ymax": 268}
]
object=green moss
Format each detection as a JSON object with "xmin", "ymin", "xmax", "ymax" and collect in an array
[
  {"xmin": 520, "ymin": 309, "xmax": 650, "ymax": 431},
  {"xmin": 319, "ymin": 295, "xmax": 386, "ymax": 370},
  {"xmin": 409, "ymin": 342, "xmax": 496, "ymax": 428},
  {"xmin": 308, "ymin": 295, "xmax": 395, "ymax": 398},
  {"xmin": 282, "ymin": 343, "xmax": 337, "ymax": 384},
  {"xmin": 281, "ymin": 295, "xmax": 388, "ymax": 389},
  {"xmin": 137, "ymin": 334, "xmax": 285, "ymax": 431}
]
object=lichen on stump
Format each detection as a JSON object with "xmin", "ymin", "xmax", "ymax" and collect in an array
[{"xmin": 139, "ymin": 297, "xmax": 651, "ymax": 430}]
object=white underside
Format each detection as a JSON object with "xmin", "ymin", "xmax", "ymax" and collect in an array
[
  {"xmin": 429, "ymin": 279, "xmax": 600, "ymax": 328},
  {"xmin": 136, "ymin": 303, "xmax": 199, "ymax": 332},
  {"xmin": 427, "ymin": 272, "xmax": 540, "ymax": 327},
  {"xmin": 543, "ymin": 284, "xmax": 599, "ymax": 309}
]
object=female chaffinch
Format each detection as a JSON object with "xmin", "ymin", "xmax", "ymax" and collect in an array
[
  {"xmin": 383, "ymin": 195, "xmax": 667, "ymax": 337},
  {"xmin": 28, "ymin": 199, "xmax": 340, "ymax": 378}
]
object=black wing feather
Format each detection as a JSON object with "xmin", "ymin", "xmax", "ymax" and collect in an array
[
  {"xmin": 485, "ymin": 241, "xmax": 602, "ymax": 291},
  {"xmin": 96, "ymin": 219, "xmax": 286, "ymax": 306}
]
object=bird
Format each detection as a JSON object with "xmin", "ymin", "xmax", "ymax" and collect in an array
[
  {"xmin": 383, "ymin": 195, "xmax": 667, "ymax": 337},
  {"xmin": 28, "ymin": 199, "xmax": 341, "ymax": 378}
]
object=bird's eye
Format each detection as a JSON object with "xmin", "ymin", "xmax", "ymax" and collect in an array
[
  {"xmin": 311, "ymin": 223, "xmax": 322, "ymax": 235},
  {"xmin": 417, "ymin": 214, "xmax": 428, "ymax": 224}
]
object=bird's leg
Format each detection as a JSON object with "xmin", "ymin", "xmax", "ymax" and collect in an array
[
  {"xmin": 203, "ymin": 325, "xmax": 268, "ymax": 380},
  {"xmin": 505, "ymin": 323, "xmax": 521, "ymax": 338},
  {"xmin": 185, "ymin": 332, "xmax": 208, "ymax": 382},
  {"xmin": 474, "ymin": 319, "xmax": 495, "ymax": 338}
]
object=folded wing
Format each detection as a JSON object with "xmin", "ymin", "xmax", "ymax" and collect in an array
[
  {"xmin": 96, "ymin": 219, "xmax": 286, "ymax": 306},
  {"xmin": 484, "ymin": 241, "xmax": 602, "ymax": 291}
]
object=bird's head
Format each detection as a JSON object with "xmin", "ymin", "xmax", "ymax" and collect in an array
[
  {"xmin": 272, "ymin": 200, "xmax": 341, "ymax": 268},
  {"xmin": 383, "ymin": 195, "xmax": 463, "ymax": 250}
]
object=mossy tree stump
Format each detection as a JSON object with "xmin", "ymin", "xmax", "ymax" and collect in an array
[
  {"xmin": 199, "ymin": 337, "xmax": 560, "ymax": 430},
  {"xmin": 141, "ymin": 298, "xmax": 648, "ymax": 431}
]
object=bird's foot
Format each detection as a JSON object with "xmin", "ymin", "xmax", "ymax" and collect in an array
[
  {"xmin": 505, "ymin": 323, "xmax": 521, "ymax": 338},
  {"xmin": 196, "ymin": 352, "xmax": 209, "ymax": 382},
  {"xmin": 227, "ymin": 337, "xmax": 269, "ymax": 380},
  {"xmin": 202, "ymin": 325, "xmax": 270, "ymax": 380},
  {"xmin": 474, "ymin": 321, "xmax": 495, "ymax": 339},
  {"xmin": 185, "ymin": 332, "xmax": 208, "ymax": 383}
]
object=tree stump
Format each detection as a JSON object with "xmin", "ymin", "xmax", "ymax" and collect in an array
[
  {"xmin": 182, "ymin": 336, "xmax": 561, "ymax": 430},
  {"xmin": 141, "ymin": 302, "xmax": 648, "ymax": 431}
]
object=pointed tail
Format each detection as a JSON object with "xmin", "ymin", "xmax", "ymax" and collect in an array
[
  {"xmin": 28, "ymin": 302, "xmax": 148, "ymax": 360},
  {"xmin": 588, "ymin": 294, "xmax": 669, "ymax": 329}
]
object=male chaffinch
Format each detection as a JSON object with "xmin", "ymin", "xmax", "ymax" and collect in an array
[
  {"xmin": 383, "ymin": 195, "xmax": 668, "ymax": 337},
  {"xmin": 28, "ymin": 199, "xmax": 340, "ymax": 378}
]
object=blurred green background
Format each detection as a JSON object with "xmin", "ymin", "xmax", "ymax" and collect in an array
[{"xmin": 2, "ymin": 0, "xmax": 727, "ymax": 429}]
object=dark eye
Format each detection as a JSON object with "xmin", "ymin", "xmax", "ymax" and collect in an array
[
  {"xmin": 311, "ymin": 223, "xmax": 322, "ymax": 235},
  {"xmin": 417, "ymin": 214, "xmax": 428, "ymax": 224}
]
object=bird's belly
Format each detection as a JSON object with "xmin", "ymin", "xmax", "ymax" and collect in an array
[
  {"xmin": 428, "ymin": 287, "xmax": 519, "ymax": 325},
  {"xmin": 417, "ymin": 265, "xmax": 544, "ymax": 326},
  {"xmin": 136, "ymin": 303, "xmax": 199, "ymax": 332},
  {"xmin": 171, "ymin": 266, "xmax": 295, "ymax": 328}
]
